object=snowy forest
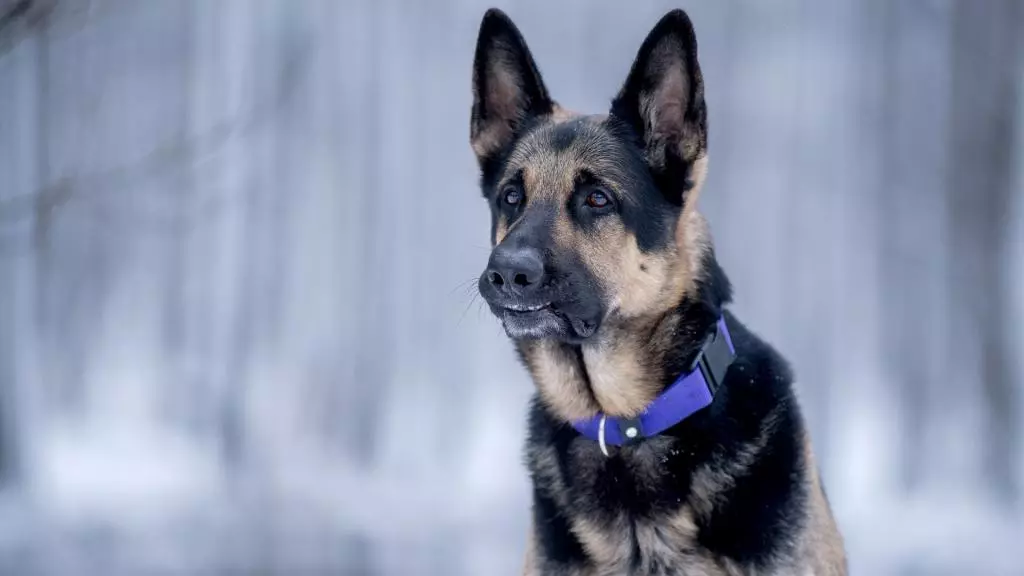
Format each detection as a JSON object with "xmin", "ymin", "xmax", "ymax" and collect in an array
[{"xmin": 1, "ymin": 0, "xmax": 1022, "ymax": 574}]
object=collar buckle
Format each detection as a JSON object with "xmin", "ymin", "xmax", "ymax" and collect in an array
[{"xmin": 597, "ymin": 415, "xmax": 644, "ymax": 457}]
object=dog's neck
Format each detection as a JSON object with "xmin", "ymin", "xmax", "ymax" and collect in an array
[{"xmin": 517, "ymin": 253, "xmax": 731, "ymax": 423}]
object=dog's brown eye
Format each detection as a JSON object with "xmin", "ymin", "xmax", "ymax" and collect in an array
[
  {"xmin": 504, "ymin": 187, "xmax": 523, "ymax": 206},
  {"xmin": 585, "ymin": 190, "xmax": 609, "ymax": 208}
]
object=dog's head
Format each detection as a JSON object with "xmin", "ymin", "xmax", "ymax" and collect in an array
[{"xmin": 472, "ymin": 8, "xmax": 710, "ymax": 344}]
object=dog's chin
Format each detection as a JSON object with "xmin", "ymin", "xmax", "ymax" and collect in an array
[{"xmin": 499, "ymin": 306, "xmax": 598, "ymax": 343}]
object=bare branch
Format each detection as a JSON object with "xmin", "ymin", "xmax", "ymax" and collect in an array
[{"xmin": 0, "ymin": 32, "xmax": 312, "ymax": 256}]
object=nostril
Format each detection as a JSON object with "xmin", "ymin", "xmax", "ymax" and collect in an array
[
  {"xmin": 489, "ymin": 271, "xmax": 505, "ymax": 286},
  {"xmin": 513, "ymin": 272, "xmax": 531, "ymax": 287}
]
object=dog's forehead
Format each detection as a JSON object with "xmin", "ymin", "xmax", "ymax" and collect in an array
[
  {"xmin": 532, "ymin": 113, "xmax": 611, "ymax": 148},
  {"xmin": 503, "ymin": 114, "xmax": 632, "ymax": 195}
]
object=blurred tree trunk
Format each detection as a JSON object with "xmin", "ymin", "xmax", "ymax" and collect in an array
[
  {"xmin": 877, "ymin": 0, "xmax": 950, "ymax": 493},
  {"xmin": 0, "ymin": 232, "xmax": 14, "ymax": 486},
  {"xmin": 946, "ymin": 0, "xmax": 1021, "ymax": 500},
  {"xmin": 346, "ymin": 0, "xmax": 389, "ymax": 467},
  {"xmin": 161, "ymin": 3, "xmax": 190, "ymax": 381},
  {"xmin": 30, "ymin": 6, "xmax": 50, "ymax": 406},
  {"xmin": 0, "ymin": 0, "xmax": 17, "ymax": 487}
]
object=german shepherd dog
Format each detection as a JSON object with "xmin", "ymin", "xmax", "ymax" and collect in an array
[{"xmin": 470, "ymin": 8, "xmax": 846, "ymax": 576}]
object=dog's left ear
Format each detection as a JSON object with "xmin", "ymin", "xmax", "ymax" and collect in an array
[
  {"xmin": 611, "ymin": 10, "xmax": 707, "ymax": 202},
  {"xmin": 470, "ymin": 9, "xmax": 553, "ymax": 164}
]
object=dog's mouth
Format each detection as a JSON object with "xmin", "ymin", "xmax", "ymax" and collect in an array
[{"xmin": 497, "ymin": 302, "xmax": 597, "ymax": 342}]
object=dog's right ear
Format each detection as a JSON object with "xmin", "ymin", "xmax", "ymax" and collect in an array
[{"xmin": 470, "ymin": 9, "xmax": 553, "ymax": 164}]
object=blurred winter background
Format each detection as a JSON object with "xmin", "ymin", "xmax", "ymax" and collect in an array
[{"xmin": 0, "ymin": 0, "xmax": 1022, "ymax": 574}]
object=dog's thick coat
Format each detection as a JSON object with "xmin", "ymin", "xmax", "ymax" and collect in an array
[{"xmin": 469, "ymin": 8, "xmax": 847, "ymax": 575}]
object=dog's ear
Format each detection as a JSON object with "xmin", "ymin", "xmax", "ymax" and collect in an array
[
  {"xmin": 470, "ymin": 9, "xmax": 553, "ymax": 163},
  {"xmin": 611, "ymin": 10, "xmax": 707, "ymax": 202}
]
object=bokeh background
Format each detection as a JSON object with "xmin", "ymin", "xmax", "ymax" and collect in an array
[{"xmin": 1, "ymin": 0, "xmax": 1023, "ymax": 574}]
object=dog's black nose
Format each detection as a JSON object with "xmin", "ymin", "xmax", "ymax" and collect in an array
[{"xmin": 486, "ymin": 245, "xmax": 545, "ymax": 295}]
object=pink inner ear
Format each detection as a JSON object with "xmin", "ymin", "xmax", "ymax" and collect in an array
[
  {"xmin": 487, "ymin": 61, "xmax": 525, "ymax": 125},
  {"xmin": 472, "ymin": 57, "xmax": 526, "ymax": 157},
  {"xmin": 650, "ymin": 65, "xmax": 688, "ymax": 140}
]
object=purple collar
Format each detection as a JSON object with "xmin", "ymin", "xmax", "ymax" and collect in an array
[{"xmin": 572, "ymin": 316, "xmax": 735, "ymax": 455}]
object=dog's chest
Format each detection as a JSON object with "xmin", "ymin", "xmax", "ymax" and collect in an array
[
  {"xmin": 569, "ymin": 507, "xmax": 722, "ymax": 576},
  {"xmin": 559, "ymin": 438, "xmax": 726, "ymax": 575}
]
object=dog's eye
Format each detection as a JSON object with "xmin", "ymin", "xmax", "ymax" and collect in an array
[
  {"xmin": 503, "ymin": 187, "xmax": 523, "ymax": 206},
  {"xmin": 585, "ymin": 190, "xmax": 610, "ymax": 209}
]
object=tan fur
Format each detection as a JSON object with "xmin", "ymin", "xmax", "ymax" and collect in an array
[
  {"xmin": 579, "ymin": 223, "xmax": 679, "ymax": 319},
  {"xmin": 569, "ymin": 508, "xmax": 726, "ymax": 576},
  {"xmin": 671, "ymin": 154, "xmax": 711, "ymax": 299},
  {"xmin": 522, "ymin": 323, "xmax": 673, "ymax": 420},
  {"xmin": 797, "ymin": 433, "xmax": 849, "ymax": 575},
  {"xmin": 522, "ymin": 524, "xmax": 539, "ymax": 576},
  {"xmin": 520, "ymin": 339, "xmax": 601, "ymax": 422},
  {"xmin": 550, "ymin": 103, "xmax": 581, "ymax": 123},
  {"xmin": 579, "ymin": 330, "xmax": 660, "ymax": 418},
  {"xmin": 495, "ymin": 217, "xmax": 509, "ymax": 244}
]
